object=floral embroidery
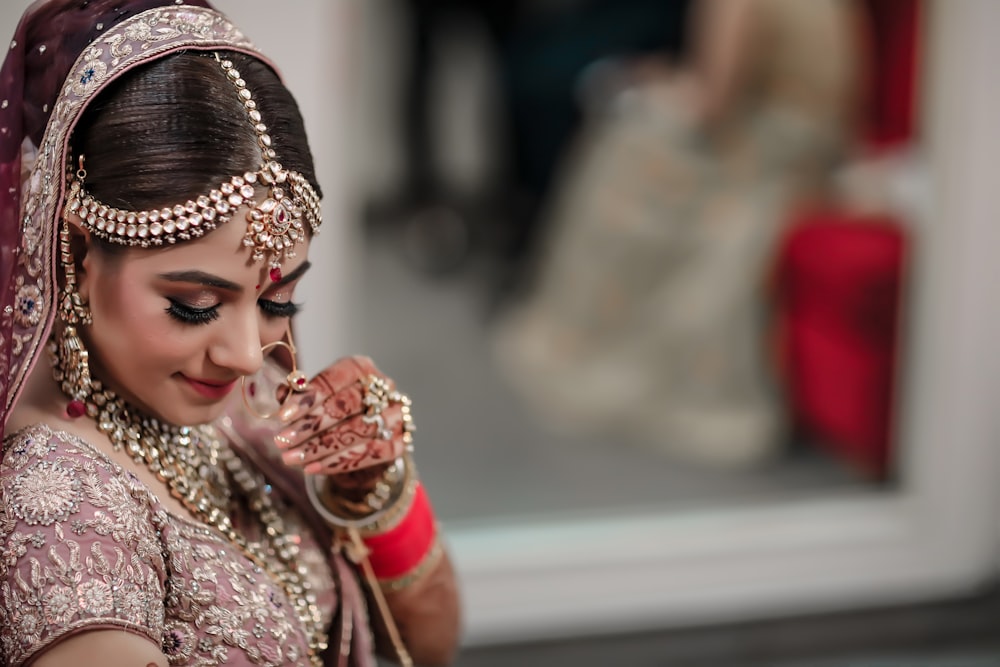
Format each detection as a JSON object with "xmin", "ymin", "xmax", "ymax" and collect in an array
[
  {"xmin": 78, "ymin": 580, "xmax": 114, "ymax": 615},
  {"xmin": 1, "ymin": 425, "xmax": 336, "ymax": 666},
  {"xmin": 162, "ymin": 620, "xmax": 196, "ymax": 664},
  {"xmin": 43, "ymin": 584, "xmax": 75, "ymax": 625},
  {"xmin": 70, "ymin": 47, "xmax": 109, "ymax": 97},
  {"xmin": 13, "ymin": 278, "xmax": 42, "ymax": 327},
  {"xmin": 7, "ymin": 459, "xmax": 81, "ymax": 525}
]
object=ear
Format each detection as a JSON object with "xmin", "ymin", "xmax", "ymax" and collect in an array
[{"xmin": 61, "ymin": 213, "xmax": 94, "ymax": 302}]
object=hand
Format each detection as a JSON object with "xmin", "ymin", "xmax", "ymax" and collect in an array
[{"xmin": 273, "ymin": 355, "xmax": 412, "ymax": 475}]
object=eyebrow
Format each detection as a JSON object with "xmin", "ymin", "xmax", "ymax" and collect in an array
[
  {"xmin": 155, "ymin": 260, "xmax": 312, "ymax": 292},
  {"xmin": 274, "ymin": 260, "xmax": 311, "ymax": 287},
  {"xmin": 156, "ymin": 270, "xmax": 243, "ymax": 292}
]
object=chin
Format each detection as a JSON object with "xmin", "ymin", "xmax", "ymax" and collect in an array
[
  {"xmin": 137, "ymin": 394, "xmax": 231, "ymax": 427},
  {"xmin": 167, "ymin": 402, "xmax": 230, "ymax": 427}
]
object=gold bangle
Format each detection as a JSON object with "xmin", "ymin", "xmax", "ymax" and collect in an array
[
  {"xmin": 358, "ymin": 477, "xmax": 419, "ymax": 536},
  {"xmin": 306, "ymin": 452, "xmax": 416, "ymax": 530}
]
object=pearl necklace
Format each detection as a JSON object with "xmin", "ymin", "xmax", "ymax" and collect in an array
[{"xmin": 49, "ymin": 333, "xmax": 328, "ymax": 665}]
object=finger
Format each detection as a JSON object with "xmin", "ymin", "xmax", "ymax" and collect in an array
[
  {"xmin": 281, "ymin": 403, "xmax": 404, "ymax": 468},
  {"xmin": 310, "ymin": 355, "xmax": 383, "ymax": 397},
  {"xmin": 304, "ymin": 434, "xmax": 405, "ymax": 475},
  {"xmin": 277, "ymin": 355, "xmax": 385, "ymax": 423},
  {"xmin": 274, "ymin": 380, "xmax": 368, "ymax": 449}
]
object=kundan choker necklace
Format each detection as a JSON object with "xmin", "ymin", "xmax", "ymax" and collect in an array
[{"xmin": 48, "ymin": 330, "xmax": 328, "ymax": 665}]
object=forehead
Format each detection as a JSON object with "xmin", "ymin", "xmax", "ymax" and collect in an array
[{"xmin": 112, "ymin": 205, "xmax": 313, "ymax": 282}]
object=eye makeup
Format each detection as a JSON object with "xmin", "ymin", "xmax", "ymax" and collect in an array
[{"xmin": 166, "ymin": 297, "xmax": 221, "ymax": 325}]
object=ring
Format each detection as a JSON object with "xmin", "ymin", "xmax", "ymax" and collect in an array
[{"xmin": 361, "ymin": 375, "xmax": 416, "ymax": 442}]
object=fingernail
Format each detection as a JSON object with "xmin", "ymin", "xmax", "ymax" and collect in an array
[
  {"xmin": 278, "ymin": 402, "xmax": 309, "ymax": 423},
  {"xmin": 282, "ymin": 450, "xmax": 306, "ymax": 466},
  {"xmin": 273, "ymin": 433, "xmax": 293, "ymax": 450},
  {"xmin": 304, "ymin": 462, "xmax": 323, "ymax": 475}
]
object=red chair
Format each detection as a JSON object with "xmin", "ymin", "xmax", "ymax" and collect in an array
[{"xmin": 772, "ymin": 0, "xmax": 920, "ymax": 479}]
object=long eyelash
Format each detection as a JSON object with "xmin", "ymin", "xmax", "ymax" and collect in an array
[
  {"xmin": 166, "ymin": 299, "xmax": 220, "ymax": 325},
  {"xmin": 259, "ymin": 299, "xmax": 301, "ymax": 318}
]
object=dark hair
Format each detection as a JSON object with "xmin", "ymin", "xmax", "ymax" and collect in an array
[{"xmin": 71, "ymin": 49, "xmax": 321, "ymax": 229}]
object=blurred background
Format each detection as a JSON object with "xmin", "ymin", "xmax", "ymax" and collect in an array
[
  {"xmin": 7, "ymin": 0, "xmax": 1000, "ymax": 664},
  {"xmin": 349, "ymin": 0, "xmax": 915, "ymax": 520}
]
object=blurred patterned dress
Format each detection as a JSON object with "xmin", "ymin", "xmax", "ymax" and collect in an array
[{"xmin": 493, "ymin": 0, "xmax": 863, "ymax": 465}]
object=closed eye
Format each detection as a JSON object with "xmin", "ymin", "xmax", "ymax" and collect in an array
[
  {"xmin": 166, "ymin": 298, "xmax": 220, "ymax": 325},
  {"xmin": 259, "ymin": 299, "xmax": 300, "ymax": 318}
]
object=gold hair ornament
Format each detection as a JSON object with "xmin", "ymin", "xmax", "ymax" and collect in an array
[{"xmin": 63, "ymin": 57, "xmax": 321, "ymax": 273}]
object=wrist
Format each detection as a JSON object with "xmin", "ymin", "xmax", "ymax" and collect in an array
[
  {"xmin": 307, "ymin": 453, "xmax": 413, "ymax": 528},
  {"xmin": 361, "ymin": 481, "xmax": 440, "ymax": 590},
  {"xmin": 305, "ymin": 454, "xmax": 441, "ymax": 590}
]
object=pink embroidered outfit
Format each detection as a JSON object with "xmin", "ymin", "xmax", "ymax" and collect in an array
[
  {"xmin": 0, "ymin": 2, "xmax": 376, "ymax": 665},
  {"xmin": 1, "ymin": 423, "xmax": 354, "ymax": 666}
]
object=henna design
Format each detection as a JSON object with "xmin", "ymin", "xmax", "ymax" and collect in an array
[
  {"xmin": 307, "ymin": 437, "xmax": 399, "ymax": 474},
  {"xmin": 316, "ymin": 417, "xmax": 375, "ymax": 452},
  {"xmin": 326, "ymin": 383, "xmax": 365, "ymax": 420},
  {"xmin": 274, "ymin": 355, "xmax": 410, "ymax": 475}
]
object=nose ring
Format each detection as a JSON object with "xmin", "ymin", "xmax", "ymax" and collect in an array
[{"xmin": 241, "ymin": 326, "xmax": 309, "ymax": 419}]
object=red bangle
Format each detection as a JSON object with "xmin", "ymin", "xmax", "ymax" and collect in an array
[{"xmin": 362, "ymin": 482, "xmax": 437, "ymax": 580}]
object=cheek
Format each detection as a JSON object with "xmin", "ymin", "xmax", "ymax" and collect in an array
[
  {"xmin": 91, "ymin": 277, "xmax": 186, "ymax": 363},
  {"xmin": 259, "ymin": 317, "xmax": 288, "ymax": 342}
]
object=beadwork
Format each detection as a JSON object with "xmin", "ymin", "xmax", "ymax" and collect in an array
[
  {"xmin": 47, "ymin": 337, "xmax": 329, "ymax": 666},
  {"xmin": 63, "ymin": 57, "xmax": 322, "ymax": 268}
]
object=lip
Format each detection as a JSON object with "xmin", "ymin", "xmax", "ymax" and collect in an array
[{"xmin": 180, "ymin": 375, "xmax": 238, "ymax": 400}]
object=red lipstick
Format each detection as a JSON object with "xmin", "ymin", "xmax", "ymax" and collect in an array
[{"xmin": 181, "ymin": 375, "xmax": 238, "ymax": 400}]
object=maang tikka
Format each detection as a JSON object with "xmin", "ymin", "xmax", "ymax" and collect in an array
[{"xmin": 63, "ymin": 55, "xmax": 322, "ymax": 277}]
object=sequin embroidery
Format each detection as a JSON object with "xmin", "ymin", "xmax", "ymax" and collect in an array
[{"xmin": 1, "ymin": 425, "xmax": 336, "ymax": 667}]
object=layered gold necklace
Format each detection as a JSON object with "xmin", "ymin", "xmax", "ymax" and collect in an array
[{"xmin": 49, "ymin": 328, "xmax": 327, "ymax": 665}]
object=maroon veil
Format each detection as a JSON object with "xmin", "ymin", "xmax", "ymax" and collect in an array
[{"xmin": 0, "ymin": 0, "xmax": 214, "ymax": 432}]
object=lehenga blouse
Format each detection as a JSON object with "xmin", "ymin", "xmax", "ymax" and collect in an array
[{"xmin": 0, "ymin": 423, "xmax": 352, "ymax": 667}]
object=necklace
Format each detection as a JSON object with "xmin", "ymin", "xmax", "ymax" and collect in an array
[{"xmin": 49, "ymin": 331, "xmax": 327, "ymax": 665}]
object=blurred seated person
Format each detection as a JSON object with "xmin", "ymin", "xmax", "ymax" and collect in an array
[{"xmin": 493, "ymin": 0, "xmax": 865, "ymax": 466}]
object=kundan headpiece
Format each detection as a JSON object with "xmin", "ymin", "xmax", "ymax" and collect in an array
[
  {"xmin": 63, "ymin": 56, "xmax": 322, "ymax": 269},
  {"xmin": 0, "ymin": 2, "xmax": 330, "ymax": 428}
]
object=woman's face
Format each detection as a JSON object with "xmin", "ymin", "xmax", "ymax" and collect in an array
[{"xmin": 73, "ymin": 207, "xmax": 312, "ymax": 426}]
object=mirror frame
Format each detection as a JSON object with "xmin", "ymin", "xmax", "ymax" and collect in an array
[{"xmin": 446, "ymin": 0, "xmax": 1000, "ymax": 645}]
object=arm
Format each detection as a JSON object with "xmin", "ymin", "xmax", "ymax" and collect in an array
[
  {"xmin": 32, "ymin": 631, "xmax": 167, "ymax": 667},
  {"xmin": 313, "ymin": 464, "xmax": 461, "ymax": 665},
  {"xmin": 378, "ymin": 550, "xmax": 462, "ymax": 666},
  {"xmin": 687, "ymin": 0, "xmax": 759, "ymax": 124},
  {"xmin": 275, "ymin": 357, "xmax": 463, "ymax": 665}
]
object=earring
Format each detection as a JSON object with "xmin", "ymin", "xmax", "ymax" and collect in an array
[
  {"xmin": 58, "ymin": 219, "xmax": 92, "ymax": 325},
  {"xmin": 49, "ymin": 219, "xmax": 95, "ymax": 418},
  {"xmin": 242, "ymin": 326, "xmax": 310, "ymax": 419},
  {"xmin": 50, "ymin": 324, "xmax": 94, "ymax": 419}
]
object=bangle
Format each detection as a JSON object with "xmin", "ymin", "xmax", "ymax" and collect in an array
[
  {"xmin": 378, "ymin": 536, "xmax": 443, "ymax": 592},
  {"xmin": 362, "ymin": 482, "xmax": 438, "ymax": 585},
  {"xmin": 306, "ymin": 453, "xmax": 414, "ymax": 529}
]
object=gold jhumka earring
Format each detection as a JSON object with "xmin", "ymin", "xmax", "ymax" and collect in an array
[{"xmin": 52, "ymin": 212, "xmax": 96, "ymax": 419}]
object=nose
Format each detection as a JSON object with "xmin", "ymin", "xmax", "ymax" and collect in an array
[{"xmin": 209, "ymin": 309, "xmax": 263, "ymax": 377}]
